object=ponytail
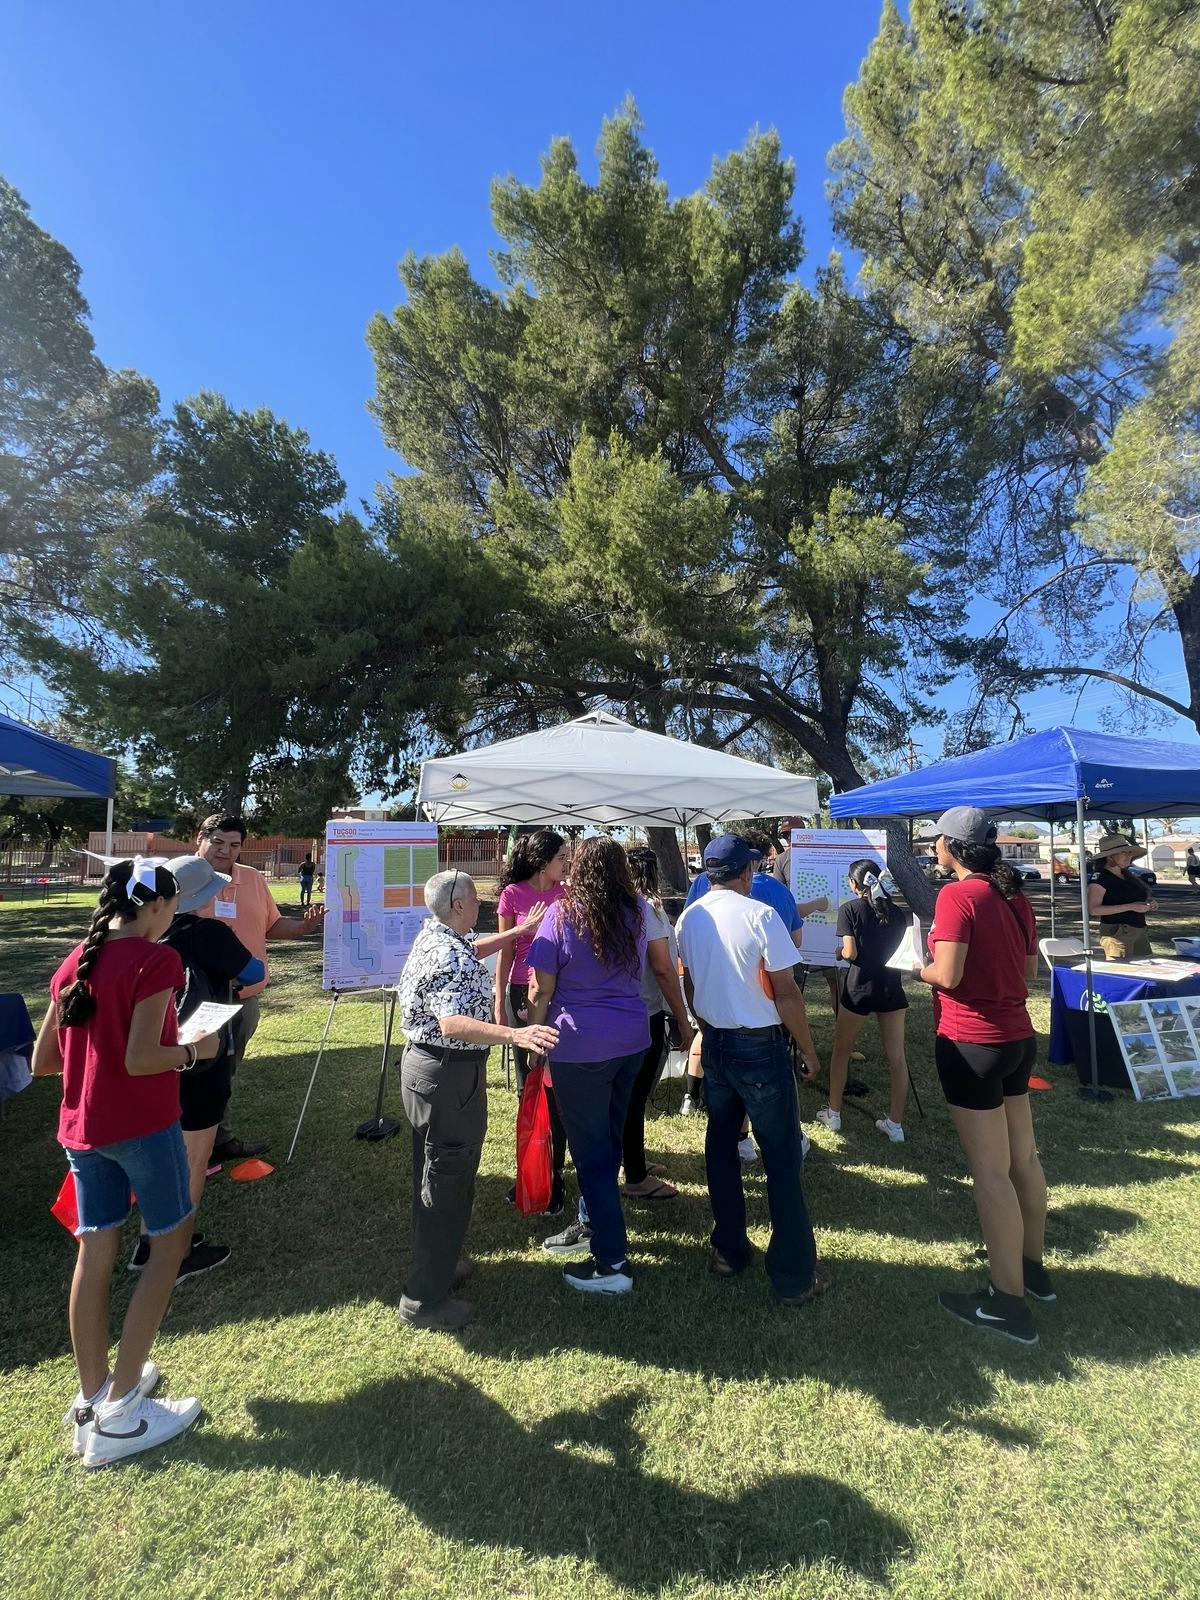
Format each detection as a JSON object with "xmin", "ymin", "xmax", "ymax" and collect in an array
[
  {"xmin": 944, "ymin": 838, "xmax": 1022, "ymax": 901},
  {"xmin": 499, "ymin": 829, "xmax": 567, "ymax": 890},
  {"xmin": 56, "ymin": 861, "xmax": 180, "ymax": 1029},
  {"xmin": 848, "ymin": 858, "xmax": 897, "ymax": 926}
]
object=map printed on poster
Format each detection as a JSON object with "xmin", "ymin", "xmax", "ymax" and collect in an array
[
  {"xmin": 789, "ymin": 829, "xmax": 888, "ymax": 967},
  {"xmin": 322, "ymin": 820, "xmax": 439, "ymax": 991}
]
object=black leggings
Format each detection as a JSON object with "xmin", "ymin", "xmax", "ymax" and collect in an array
[
  {"xmin": 509, "ymin": 982, "xmax": 567, "ymax": 1198},
  {"xmin": 621, "ymin": 1010, "xmax": 668, "ymax": 1185}
]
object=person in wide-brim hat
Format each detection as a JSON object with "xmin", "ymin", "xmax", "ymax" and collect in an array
[
  {"xmin": 1089, "ymin": 833, "xmax": 1147, "ymax": 865},
  {"xmin": 1087, "ymin": 834, "xmax": 1156, "ymax": 963}
]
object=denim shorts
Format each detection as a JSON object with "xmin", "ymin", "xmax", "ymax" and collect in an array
[{"xmin": 63, "ymin": 1121, "xmax": 194, "ymax": 1238}]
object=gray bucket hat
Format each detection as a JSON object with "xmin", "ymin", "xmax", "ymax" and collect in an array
[{"xmin": 170, "ymin": 853, "xmax": 232, "ymax": 914}]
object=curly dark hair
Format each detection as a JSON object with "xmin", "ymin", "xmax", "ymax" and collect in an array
[
  {"xmin": 499, "ymin": 828, "xmax": 567, "ymax": 889},
  {"xmin": 563, "ymin": 836, "xmax": 643, "ymax": 976},
  {"xmin": 943, "ymin": 837, "xmax": 1023, "ymax": 901}
]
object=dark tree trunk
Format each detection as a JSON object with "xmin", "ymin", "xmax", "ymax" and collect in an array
[{"xmin": 647, "ymin": 825, "xmax": 688, "ymax": 895}]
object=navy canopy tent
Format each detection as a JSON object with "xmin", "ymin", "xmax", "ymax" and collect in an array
[
  {"xmin": 828, "ymin": 726, "xmax": 1200, "ymax": 823},
  {"xmin": 829, "ymin": 724, "xmax": 1200, "ymax": 1101},
  {"xmin": 0, "ymin": 712, "xmax": 117, "ymax": 849}
]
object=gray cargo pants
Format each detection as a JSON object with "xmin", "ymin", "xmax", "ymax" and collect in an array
[{"xmin": 399, "ymin": 1041, "xmax": 488, "ymax": 1312}]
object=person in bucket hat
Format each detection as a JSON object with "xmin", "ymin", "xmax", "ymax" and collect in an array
[{"xmin": 1087, "ymin": 833, "xmax": 1157, "ymax": 962}]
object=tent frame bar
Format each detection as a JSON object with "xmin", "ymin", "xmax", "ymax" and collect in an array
[{"xmin": 1076, "ymin": 796, "xmax": 1112, "ymax": 1104}]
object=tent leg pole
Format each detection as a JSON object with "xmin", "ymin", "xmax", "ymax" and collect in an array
[
  {"xmin": 1049, "ymin": 820, "xmax": 1056, "ymax": 937},
  {"xmin": 1077, "ymin": 798, "xmax": 1112, "ymax": 1104},
  {"xmin": 104, "ymin": 796, "xmax": 114, "ymax": 856}
]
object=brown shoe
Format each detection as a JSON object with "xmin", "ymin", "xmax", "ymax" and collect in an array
[
  {"xmin": 398, "ymin": 1296, "xmax": 476, "ymax": 1330},
  {"xmin": 775, "ymin": 1262, "xmax": 833, "ymax": 1307},
  {"xmin": 708, "ymin": 1246, "xmax": 749, "ymax": 1278}
]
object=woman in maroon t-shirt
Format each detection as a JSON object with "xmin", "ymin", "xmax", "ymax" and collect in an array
[
  {"xmin": 32, "ymin": 860, "xmax": 221, "ymax": 1468},
  {"xmin": 914, "ymin": 806, "xmax": 1051, "ymax": 1347}
]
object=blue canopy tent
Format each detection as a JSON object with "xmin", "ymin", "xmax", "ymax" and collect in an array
[
  {"xmin": 828, "ymin": 726, "xmax": 1200, "ymax": 823},
  {"xmin": 829, "ymin": 726, "xmax": 1200, "ymax": 1100},
  {"xmin": 0, "ymin": 712, "xmax": 117, "ymax": 850}
]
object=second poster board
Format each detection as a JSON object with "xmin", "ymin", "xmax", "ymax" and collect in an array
[{"xmin": 789, "ymin": 828, "xmax": 888, "ymax": 967}]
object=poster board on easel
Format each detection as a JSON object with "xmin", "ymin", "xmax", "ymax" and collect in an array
[
  {"xmin": 789, "ymin": 828, "xmax": 887, "ymax": 967},
  {"xmin": 321, "ymin": 820, "xmax": 439, "ymax": 990}
]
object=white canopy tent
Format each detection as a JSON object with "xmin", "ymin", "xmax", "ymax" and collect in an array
[{"xmin": 416, "ymin": 710, "xmax": 820, "ymax": 829}]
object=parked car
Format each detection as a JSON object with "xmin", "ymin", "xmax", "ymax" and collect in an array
[
  {"xmin": 1001, "ymin": 858, "xmax": 1043, "ymax": 881},
  {"xmin": 1085, "ymin": 862, "xmax": 1158, "ymax": 887}
]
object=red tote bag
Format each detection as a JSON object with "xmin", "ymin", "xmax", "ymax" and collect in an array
[{"xmin": 515, "ymin": 1062, "xmax": 553, "ymax": 1216}]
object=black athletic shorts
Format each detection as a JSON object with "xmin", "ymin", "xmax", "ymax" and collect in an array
[
  {"xmin": 935, "ymin": 1035, "xmax": 1037, "ymax": 1112},
  {"xmin": 179, "ymin": 1059, "xmax": 233, "ymax": 1132}
]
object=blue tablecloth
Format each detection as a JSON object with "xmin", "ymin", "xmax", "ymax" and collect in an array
[
  {"xmin": 1049, "ymin": 966, "xmax": 1200, "ymax": 1085},
  {"xmin": 0, "ymin": 993, "xmax": 34, "ymax": 1055},
  {"xmin": 0, "ymin": 993, "xmax": 35, "ymax": 1102}
]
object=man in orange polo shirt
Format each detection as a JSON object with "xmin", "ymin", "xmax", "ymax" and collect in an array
[{"xmin": 194, "ymin": 814, "xmax": 324, "ymax": 1161}]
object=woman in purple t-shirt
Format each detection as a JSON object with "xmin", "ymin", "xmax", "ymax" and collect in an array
[
  {"xmin": 496, "ymin": 830, "xmax": 570, "ymax": 1212},
  {"xmin": 527, "ymin": 837, "xmax": 652, "ymax": 1295}
]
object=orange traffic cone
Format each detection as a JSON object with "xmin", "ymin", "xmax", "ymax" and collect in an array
[{"xmin": 229, "ymin": 1157, "xmax": 274, "ymax": 1181}]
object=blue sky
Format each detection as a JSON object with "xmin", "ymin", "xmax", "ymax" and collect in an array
[{"xmin": 1, "ymin": 1, "xmax": 1191, "ymax": 753}]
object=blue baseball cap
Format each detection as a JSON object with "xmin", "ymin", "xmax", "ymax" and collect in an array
[{"xmin": 703, "ymin": 835, "xmax": 761, "ymax": 874}]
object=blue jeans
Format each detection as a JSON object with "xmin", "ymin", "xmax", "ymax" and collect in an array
[
  {"xmin": 551, "ymin": 1052, "xmax": 643, "ymax": 1268},
  {"xmin": 63, "ymin": 1122, "xmax": 193, "ymax": 1237},
  {"xmin": 701, "ymin": 1026, "xmax": 815, "ymax": 1297}
]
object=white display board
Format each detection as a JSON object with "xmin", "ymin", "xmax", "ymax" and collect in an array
[
  {"xmin": 789, "ymin": 828, "xmax": 887, "ymax": 967},
  {"xmin": 1108, "ymin": 997, "xmax": 1200, "ymax": 1102},
  {"xmin": 322, "ymin": 820, "xmax": 439, "ymax": 991}
]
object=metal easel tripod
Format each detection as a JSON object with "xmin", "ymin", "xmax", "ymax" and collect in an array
[{"xmin": 287, "ymin": 985, "xmax": 402, "ymax": 1163}]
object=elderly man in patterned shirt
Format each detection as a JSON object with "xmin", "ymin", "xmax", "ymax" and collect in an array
[{"xmin": 397, "ymin": 869, "xmax": 558, "ymax": 1330}]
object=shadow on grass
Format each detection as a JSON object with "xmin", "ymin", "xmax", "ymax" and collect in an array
[{"xmin": 187, "ymin": 1376, "xmax": 911, "ymax": 1589}]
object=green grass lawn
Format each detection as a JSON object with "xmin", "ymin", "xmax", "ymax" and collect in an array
[{"xmin": 2, "ymin": 889, "xmax": 1199, "ymax": 1599}]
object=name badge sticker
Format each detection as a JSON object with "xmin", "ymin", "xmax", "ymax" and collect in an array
[{"xmin": 214, "ymin": 899, "xmax": 238, "ymax": 921}]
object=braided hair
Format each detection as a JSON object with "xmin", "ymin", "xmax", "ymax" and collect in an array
[
  {"xmin": 499, "ymin": 829, "xmax": 567, "ymax": 890},
  {"xmin": 56, "ymin": 861, "xmax": 180, "ymax": 1028}
]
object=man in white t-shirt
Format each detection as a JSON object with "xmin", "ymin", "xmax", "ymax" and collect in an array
[{"xmin": 676, "ymin": 834, "xmax": 828, "ymax": 1307}]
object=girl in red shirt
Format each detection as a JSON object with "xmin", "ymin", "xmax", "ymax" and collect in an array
[
  {"xmin": 914, "ymin": 807, "xmax": 1051, "ymax": 1348},
  {"xmin": 33, "ymin": 860, "xmax": 220, "ymax": 1468}
]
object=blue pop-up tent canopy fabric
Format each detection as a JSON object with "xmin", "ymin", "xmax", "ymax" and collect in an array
[
  {"xmin": 828, "ymin": 726, "xmax": 1200, "ymax": 822},
  {"xmin": 0, "ymin": 712, "xmax": 115, "ymax": 800}
]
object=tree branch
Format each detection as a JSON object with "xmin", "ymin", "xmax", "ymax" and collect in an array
[{"xmin": 1022, "ymin": 664, "xmax": 1194, "ymax": 719}]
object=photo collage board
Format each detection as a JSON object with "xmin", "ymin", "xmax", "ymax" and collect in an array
[{"xmin": 1108, "ymin": 997, "xmax": 1200, "ymax": 1102}]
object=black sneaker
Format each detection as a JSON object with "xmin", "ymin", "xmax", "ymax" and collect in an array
[
  {"xmin": 211, "ymin": 1136, "xmax": 269, "ymax": 1161},
  {"xmin": 542, "ymin": 1220, "xmax": 592, "ymax": 1255},
  {"xmin": 563, "ymin": 1258, "xmax": 633, "ymax": 1294},
  {"xmin": 176, "ymin": 1241, "xmax": 231, "ymax": 1283},
  {"xmin": 1022, "ymin": 1258, "xmax": 1057, "ymax": 1303},
  {"xmin": 129, "ymin": 1232, "xmax": 205, "ymax": 1272},
  {"xmin": 939, "ymin": 1283, "xmax": 1038, "ymax": 1345},
  {"xmin": 971, "ymin": 1248, "xmax": 1057, "ymax": 1302}
]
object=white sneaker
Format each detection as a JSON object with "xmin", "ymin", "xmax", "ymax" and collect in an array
[
  {"xmin": 81, "ymin": 1391, "xmax": 201, "ymax": 1470},
  {"xmin": 63, "ymin": 1359, "xmax": 160, "ymax": 1456},
  {"xmin": 737, "ymin": 1136, "xmax": 757, "ymax": 1163},
  {"xmin": 680, "ymin": 1093, "xmax": 699, "ymax": 1116},
  {"xmin": 876, "ymin": 1117, "xmax": 905, "ymax": 1143},
  {"xmin": 801, "ymin": 1132, "xmax": 811, "ymax": 1162},
  {"xmin": 815, "ymin": 1106, "xmax": 841, "ymax": 1132}
]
